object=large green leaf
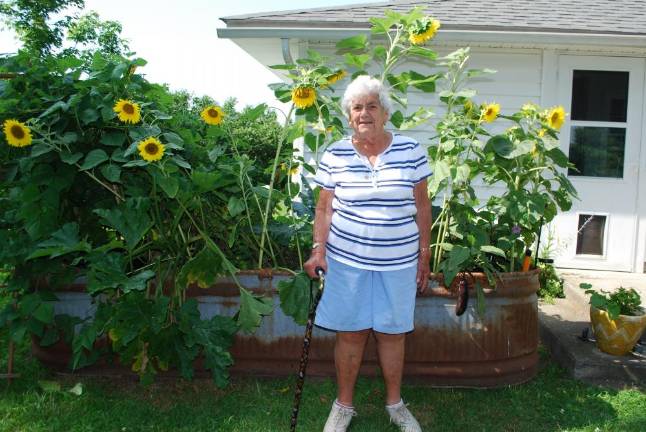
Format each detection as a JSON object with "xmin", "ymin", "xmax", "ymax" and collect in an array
[
  {"xmin": 408, "ymin": 46, "xmax": 438, "ymax": 60},
  {"xmin": 277, "ymin": 272, "xmax": 314, "ymax": 326},
  {"xmin": 192, "ymin": 171, "xmax": 226, "ymax": 192},
  {"xmin": 336, "ymin": 34, "xmax": 368, "ymax": 51},
  {"xmin": 27, "ymin": 223, "xmax": 91, "ymax": 260},
  {"xmin": 237, "ymin": 288, "xmax": 273, "ymax": 333},
  {"xmin": 390, "ymin": 111, "xmax": 404, "ymax": 128},
  {"xmin": 100, "ymin": 131, "xmax": 126, "ymax": 147},
  {"xmin": 177, "ymin": 248, "xmax": 223, "ymax": 289},
  {"xmin": 100, "ymin": 164, "xmax": 121, "ymax": 183},
  {"xmin": 79, "ymin": 108, "xmax": 100, "ymax": 125},
  {"xmin": 86, "ymin": 252, "xmax": 126, "ymax": 294},
  {"xmin": 400, "ymin": 107, "xmax": 434, "ymax": 130},
  {"xmin": 32, "ymin": 302, "xmax": 54, "ymax": 324},
  {"xmin": 93, "ymin": 199, "xmax": 153, "ymax": 251},
  {"xmin": 80, "ymin": 149, "xmax": 109, "ymax": 170},
  {"xmin": 343, "ymin": 53, "xmax": 371, "ymax": 70},
  {"xmin": 157, "ymin": 175, "xmax": 179, "ymax": 198},
  {"xmin": 122, "ymin": 270, "xmax": 155, "ymax": 294},
  {"xmin": 487, "ymin": 135, "xmax": 513, "ymax": 157},
  {"xmin": 59, "ymin": 151, "xmax": 83, "ymax": 165},
  {"xmin": 480, "ymin": 245, "xmax": 506, "ymax": 257},
  {"xmin": 448, "ymin": 245, "xmax": 470, "ymax": 269},
  {"xmin": 507, "ymin": 140, "xmax": 535, "ymax": 159},
  {"xmin": 227, "ymin": 196, "xmax": 245, "ymax": 217},
  {"xmin": 547, "ymin": 148, "xmax": 570, "ymax": 168}
]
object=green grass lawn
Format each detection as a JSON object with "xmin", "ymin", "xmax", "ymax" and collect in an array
[{"xmin": 1, "ymin": 327, "xmax": 645, "ymax": 432}]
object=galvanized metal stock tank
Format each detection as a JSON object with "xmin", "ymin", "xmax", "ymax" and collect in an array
[
  {"xmin": 37, "ymin": 269, "xmax": 539, "ymax": 387},
  {"xmin": 194, "ymin": 269, "xmax": 540, "ymax": 388}
]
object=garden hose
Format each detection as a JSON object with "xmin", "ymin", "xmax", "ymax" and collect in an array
[{"xmin": 290, "ymin": 266, "xmax": 325, "ymax": 432}]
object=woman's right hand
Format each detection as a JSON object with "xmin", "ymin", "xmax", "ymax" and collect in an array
[{"xmin": 304, "ymin": 249, "xmax": 327, "ymax": 278}]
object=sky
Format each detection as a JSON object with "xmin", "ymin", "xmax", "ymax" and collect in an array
[{"xmin": 0, "ymin": 0, "xmax": 379, "ymax": 110}]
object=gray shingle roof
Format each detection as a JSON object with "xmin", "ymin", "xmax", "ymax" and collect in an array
[{"xmin": 221, "ymin": 0, "xmax": 646, "ymax": 36}]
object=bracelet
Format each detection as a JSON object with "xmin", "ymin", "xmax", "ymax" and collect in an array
[
  {"xmin": 419, "ymin": 247, "xmax": 430, "ymax": 253},
  {"xmin": 312, "ymin": 242, "xmax": 325, "ymax": 250}
]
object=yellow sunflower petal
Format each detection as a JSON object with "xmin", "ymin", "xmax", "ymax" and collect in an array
[
  {"xmin": 482, "ymin": 103, "xmax": 500, "ymax": 123},
  {"xmin": 291, "ymin": 87, "xmax": 316, "ymax": 109},
  {"xmin": 113, "ymin": 99, "xmax": 141, "ymax": 124},
  {"xmin": 326, "ymin": 70, "xmax": 347, "ymax": 85},
  {"xmin": 547, "ymin": 106, "xmax": 566, "ymax": 130},
  {"xmin": 409, "ymin": 19, "xmax": 441, "ymax": 45},
  {"xmin": 200, "ymin": 105, "xmax": 224, "ymax": 125},
  {"xmin": 3, "ymin": 119, "xmax": 33, "ymax": 147},
  {"xmin": 137, "ymin": 137, "xmax": 165, "ymax": 162}
]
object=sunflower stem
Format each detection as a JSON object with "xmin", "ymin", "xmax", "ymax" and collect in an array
[{"xmin": 257, "ymin": 103, "xmax": 295, "ymax": 269}]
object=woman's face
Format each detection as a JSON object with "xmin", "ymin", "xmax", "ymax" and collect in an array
[{"xmin": 348, "ymin": 93, "xmax": 389, "ymax": 136}]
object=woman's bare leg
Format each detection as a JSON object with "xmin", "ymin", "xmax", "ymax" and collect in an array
[
  {"xmin": 335, "ymin": 329, "xmax": 371, "ymax": 406},
  {"xmin": 374, "ymin": 331, "xmax": 406, "ymax": 405}
]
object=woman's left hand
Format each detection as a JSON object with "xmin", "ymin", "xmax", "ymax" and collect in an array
[{"xmin": 416, "ymin": 250, "xmax": 431, "ymax": 294}]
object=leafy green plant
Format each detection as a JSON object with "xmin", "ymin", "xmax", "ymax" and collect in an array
[
  {"xmin": 428, "ymin": 49, "xmax": 577, "ymax": 288},
  {"xmin": 580, "ymin": 283, "xmax": 644, "ymax": 319},
  {"xmin": 537, "ymin": 262, "xmax": 564, "ymax": 301},
  {"xmin": 0, "ymin": 4, "xmax": 280, "ymax": 385}
]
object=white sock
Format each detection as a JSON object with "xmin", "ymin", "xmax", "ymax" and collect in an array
[
  {"xmin": 335, "ymin": 399, "xmax": 354, "ymax": 410},
  {"xmin": 386, "ymin": 399, "xmax": 404, "ymax": 409}
]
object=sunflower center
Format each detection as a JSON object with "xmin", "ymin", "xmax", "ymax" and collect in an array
[
  {"xmin": 551, "ymin": 112, "xmax": 559, "ymax": 122},
  {"xmin": 11, "ymin": 125, "xmax": 25, "ymax": 139},
  {"xmin": 208, "ymin": 108, "xmax": 219, "ymax": 118},
  {"xmin": 123, "ymin": 103, "xmax": 134, "ymax": 114},
  {"xmin": 296, "ymin": 88, "xmax": 312, "ymax": 98},
  {"xmin": 486, "ymin": 108, "xmax": 494, "ymax": 116},
  {"xmin": 145, "ymin": 143, "xmax": 159, "ymax": 155}
]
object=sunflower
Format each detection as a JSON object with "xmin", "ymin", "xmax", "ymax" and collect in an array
[
  {"xmin": 482, "ymin": 103, "xmax": 500, "ymax": 123},
  {"xmin": 3, "ymin": 119, "xmax": 33, "ymax": 147},
  {"xmin": 291, "ymin": 86, "xmax": 316, "ymax": 109},
  {"xmin": 326, "ymin": 70, "xmax": 347, "ymax": 85},
  {"xmin": 409, "ymin": 18, "xmax": 441, "ymax": 45},
  {"xmin": 113, "ymin": 99, "xmax": 141, "ymax": 124},
  {"xmin": 547, "ymin": 106, "xmax": 566, "ymax": 130},
  {"xmin": 521, "ymin": 102, "xmax": 537, "ymax": 114},
  {"xmin": 137, "ymin": 137, "xmax": 165, "ymax": 162},
  {"xmin": 200, "ymin": 105, "xmax": 224, "ymax": 125}
]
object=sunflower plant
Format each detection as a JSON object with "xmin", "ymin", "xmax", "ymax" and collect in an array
[
  {"xmin": 427, "ymin": 48, "xmax": 578, "ymax": 301},
  {"xmin": 0, "ymin": 10, "xmax": 277, "ymax": 384}
]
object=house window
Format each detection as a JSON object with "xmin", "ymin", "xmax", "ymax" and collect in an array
[
  {"xmin": 567, "ymin": 70, "xmax": 629, "ymax": 178},
  {"xmin": 576, "ymin": 214, "xmax": 606, "ymax": 256}
]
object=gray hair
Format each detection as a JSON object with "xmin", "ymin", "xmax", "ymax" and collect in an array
[{"xmin": 341, "ymin": 75, "xmax": 392, "ymax": 117}]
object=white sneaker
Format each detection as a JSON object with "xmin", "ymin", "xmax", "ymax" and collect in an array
[
  {"xmin": 386, "ymin": 400, "xmax": 422, "ymax": 432},
  {"xmin": 323, "ymin": 400, "xmax": 356, "ymax": 432}
]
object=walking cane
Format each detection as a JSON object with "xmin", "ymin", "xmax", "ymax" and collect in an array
[{"xmin": 290, "ymin": 266, "xmax": 325, "ymax": 432}]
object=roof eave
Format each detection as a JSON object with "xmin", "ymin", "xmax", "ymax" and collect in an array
[{"xmin": 217, "ymin": 27, "xmax": 646, "ymax": 48}]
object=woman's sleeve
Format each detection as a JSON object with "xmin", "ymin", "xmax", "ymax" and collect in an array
[
  {"xmin": 313, "ymin": 151, "xmax": 336, "ymax": 190},
  {"xmin": 412, "ymin": 142, "xmax": 432, "ymax": 184}
]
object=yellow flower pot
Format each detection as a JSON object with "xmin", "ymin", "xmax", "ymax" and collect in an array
[{"xmin": 590, "ymin": 305, "xmax": 646, "ymax": 356}]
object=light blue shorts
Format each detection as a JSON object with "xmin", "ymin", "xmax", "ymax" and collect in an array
[{"xmin": 314, "ymin": 257, "xmax": 417, "ymax": 334}]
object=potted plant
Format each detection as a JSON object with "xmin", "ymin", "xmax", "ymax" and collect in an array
[{"xmin": 580, "ymin": 283, "xmax": 646, "ymax": 356}]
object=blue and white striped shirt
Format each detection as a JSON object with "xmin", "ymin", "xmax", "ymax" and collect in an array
[{"xmin": 314, "ymin": 134, "xmax": 432, "ymax": 271}]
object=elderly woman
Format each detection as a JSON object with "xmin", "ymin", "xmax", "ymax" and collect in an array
[{"xmin": 304, "ymin": 75, "xmax": 431, "ymax": 432}]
